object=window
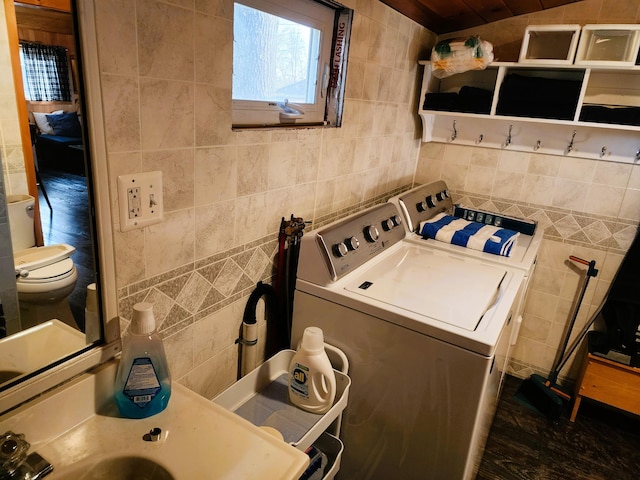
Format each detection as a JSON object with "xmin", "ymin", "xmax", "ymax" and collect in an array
[
  {"xmin": 232, "ymin": 0, "xmax": 352, "ymax": 128},
  {"xmin": 19, "ymin": 42, "xmax": 72, "ymax": 102}
]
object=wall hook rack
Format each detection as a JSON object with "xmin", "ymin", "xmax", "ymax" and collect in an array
[
  {"xmin": 534, "ymin": 140, "xmax": 541, "ymax": 151},
  {"xmin": 635, "ymin": 150, "xmax": 640, "ymax": 162},
  {"xmin": 476, "ymin": 134, "xmax": 484, "ymax": 145},
  {"xmin": 600, "ymin": 146, "xmax": 607, "ymax": 158},
  {"xmin": 450, "ymin": 120, "xmax": 457, "ymax": 142}
]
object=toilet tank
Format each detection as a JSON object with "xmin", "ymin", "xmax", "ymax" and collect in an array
[{"xmin": 7, "ymin": 194, "xmax": 36, "ymax": 251}]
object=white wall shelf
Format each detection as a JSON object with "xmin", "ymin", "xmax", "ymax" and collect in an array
[{"xmin": 418, "ymin": 60, "xmax": 640, "ymax": 164}]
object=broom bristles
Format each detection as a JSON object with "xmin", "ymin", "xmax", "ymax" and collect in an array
[{"xmin": 515, "ymin": 374, "xmax": 569, "ymax": 420}]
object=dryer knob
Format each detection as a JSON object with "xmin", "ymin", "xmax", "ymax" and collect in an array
[
  {"xmin": 416, "ymin": 201, "xmax": 427, "ymax": 212},
  {"xmin": 333, "ymin": 242, "xmax": 349, "ymax": 258},
  {"xmin": 426, "ymin": 195, "xmax": 436, "ymax": 208},
  {"xmin": 382, "ymin": 219, "xmax": 393, "ymax": 231},
  {"xmin": 345, "ymin": 236, "xmax": 360, "ymax": 251},
  {"xmin": 364, "ymin": 225, "xmax": 379, "ymax": 242},
  {"xmin": 391, "ymin": 215, "xmax": 402, "ymax": 227}
]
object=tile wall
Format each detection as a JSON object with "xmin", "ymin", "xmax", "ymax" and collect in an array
[
  {"xmin": 94, "ymin": 0, "xmax": 435, "ymax": 398},
  {"xmin": 420, "ymin": 0, "xmax": 640, "ymax": 382}
]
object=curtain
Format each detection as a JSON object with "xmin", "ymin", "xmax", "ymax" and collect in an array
[{"xmin": 19, "ymin": 42, "xmax": 71, "ymax": 102}]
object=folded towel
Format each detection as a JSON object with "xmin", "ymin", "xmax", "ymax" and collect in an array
[{"xmin": 420, "ymin": 213, "xmax": 519, "ymax": 257}]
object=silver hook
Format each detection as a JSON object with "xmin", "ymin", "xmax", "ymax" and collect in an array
[
  {"xmin": 635, "ymin": 149, "xmax": 640, "ymax": 162},
  {"xmin": 565, "ymin": 130, "xmax": 577, "ymax": 155},
  {"xmin": 503, "ymin": 124, "xmax": 513, "ymax": 148},
  {"xmin": 534, "ymin": 140, "xmax": 541, "ymax": 151},
  {"xmin": 600, "ymin": 146, "xmax": 607, "ymax": 158},
  {"xmin": 476, "ymin": 134, "xmax": 483, "ymax": 145},
  {"xmin": 450, "ymin": 120, "xmax": 457, "ymax": 142}
]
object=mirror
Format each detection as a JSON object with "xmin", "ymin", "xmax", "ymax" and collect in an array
[{"xmin": 0, "ymin": 0, "xmax": 119, "ymax": 412}]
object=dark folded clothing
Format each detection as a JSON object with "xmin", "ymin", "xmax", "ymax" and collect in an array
[
  {"xmin": 580, "ymin": 105, "xmax": 640, "ymax": 126},
  {"xmin": 457, "ymin": 86, "xmax": 493, "ymax": 113},
  {"xmin": 496, "ymin": 74, "xmax": 581, "ymax": 120},
  {"xmin": 423, "ymin": 86, "xmax": 492, "ymax": 114},
  {"xmin": 423, "ymin": 92, "xmax": 459, "ymax": 111}
]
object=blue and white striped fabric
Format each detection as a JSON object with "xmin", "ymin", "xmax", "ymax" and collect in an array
[{"xmin": 419, "ymin": 213, "xmax": 519, "ymax": 257}]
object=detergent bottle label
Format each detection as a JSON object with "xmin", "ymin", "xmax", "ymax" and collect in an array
[
  {"xmin": 290, "ymin": 362, "xmax": 309, "ymax": 399},
  {"xmin": 123, "ymin": 357, "xmax": 161, "ymax": 408}
]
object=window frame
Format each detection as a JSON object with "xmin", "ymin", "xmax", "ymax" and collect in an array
[{"xmin": 232, "ymin": 0, "xmax": 352, "ymax": 129}]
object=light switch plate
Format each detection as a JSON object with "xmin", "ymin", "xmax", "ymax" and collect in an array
[{"xmin": 117, "ymin": 171, "xmax": 164, "ymax": 232}]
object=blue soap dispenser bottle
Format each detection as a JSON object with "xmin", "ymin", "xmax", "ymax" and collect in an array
[{"xmin": 114, "ymin": 302, "xmax": 171, "ymax": 418}]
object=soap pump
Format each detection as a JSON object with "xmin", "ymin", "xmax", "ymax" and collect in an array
[{"xmin": 114, "ymin": 302, "xmax": 171, "ymax": 418}]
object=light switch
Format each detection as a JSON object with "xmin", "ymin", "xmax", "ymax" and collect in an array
[{"xmin": 117, "ymin": 171, "xmax": 164, "ymax": 232}]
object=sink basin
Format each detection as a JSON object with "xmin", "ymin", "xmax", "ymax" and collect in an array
[
  {"xmin": 0, "ymin": 360, "xmax": 309, "ymax": 480},
  {"xmin": 54, "ymin": 455, "xmax": 175, "ymax": 480},
  {"xmin": 0, "ymin": 320, "xmax": 86, "ymax": 385}
]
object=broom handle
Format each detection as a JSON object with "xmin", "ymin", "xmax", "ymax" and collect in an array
[{"xmin": 549, "ymin": 257, "xmax": 598, "ymax": 382}]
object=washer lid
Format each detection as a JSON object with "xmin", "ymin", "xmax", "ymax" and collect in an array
[{"xmin": 344, "ymin": 245, "xmax": 507, "ymax": 331}]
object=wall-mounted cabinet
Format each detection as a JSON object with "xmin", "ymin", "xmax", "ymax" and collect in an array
[{"xmin": 418, "ymin": 60, "xmax": 640, "ymax": 163}]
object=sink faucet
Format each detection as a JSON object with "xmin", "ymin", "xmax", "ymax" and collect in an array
[{"xmin": 0, "ymin": 432, "xmax": 53, "ymax": 480}]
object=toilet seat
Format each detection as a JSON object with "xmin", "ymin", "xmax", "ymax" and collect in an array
[
  {"xmin": 14, "ymin": 245, "xmax": 78, "ymax": 300},
  {"xmin": 16, "ymin": 258, "xmax": 78, "ymax": 295},
  {"xmin": 13, "ymin": 244, "xmax": 76, "ymax": 274}
]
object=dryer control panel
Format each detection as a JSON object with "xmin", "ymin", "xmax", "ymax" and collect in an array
[
  {"xmin": 390, "ymin": 180, "xmax": 453, "ymax": 232},
  {"xmin": 297, "ymin": 203, "xmax": 406, "ymax": 285}
]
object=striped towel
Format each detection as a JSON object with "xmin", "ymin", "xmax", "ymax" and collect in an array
[{"xmin": 420, "ymin": 213, "xmax": 519, "ymax": 257}]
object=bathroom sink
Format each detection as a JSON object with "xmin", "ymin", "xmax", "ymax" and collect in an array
[
  {"xmin": 0, "ymin": 360, "xmax": 309, "ymax": 480},
  {"xmin": 53, "ymin": 455, "xmax": 175, "ymax": 480},
  {"xmin": 0, "ymin": 320, "xmax": 86, "ymax": 384}
]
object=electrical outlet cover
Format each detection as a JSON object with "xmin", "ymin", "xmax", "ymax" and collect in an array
[{"xmin": 117, "ymin": 171, "xmax": 164, "ymax": 232}]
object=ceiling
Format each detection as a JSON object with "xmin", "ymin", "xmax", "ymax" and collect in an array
[
  {"xmin": 12, "ymin": 1, "xmax": 583, "ymax": 39},
  {"xmin": 380, "ymin": 0, "xmax": 583, "ymax": 34}
]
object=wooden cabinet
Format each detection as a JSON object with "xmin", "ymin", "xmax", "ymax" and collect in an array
[{"xmin": 570, "ymin": 352, "xmax": 640, "ymax": 422}]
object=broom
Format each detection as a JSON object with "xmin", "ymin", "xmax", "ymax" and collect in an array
[{"xmin": 515, "ymin": 255, "xmax": 599, "ymax": 420}]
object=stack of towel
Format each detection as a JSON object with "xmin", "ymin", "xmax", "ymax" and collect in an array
[{"xmin": 420, "ymin": 213, "xmax": 519, "ymax": 257}]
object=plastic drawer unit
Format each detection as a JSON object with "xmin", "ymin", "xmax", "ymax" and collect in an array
[{"xmin": 213, "ymin": 349, "xmax": 351, "ymax": 480}]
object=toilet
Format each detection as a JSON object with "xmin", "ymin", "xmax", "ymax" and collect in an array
[{"xmin": 7, "ymin": 194, "xmax": 78, "ymax": 330}]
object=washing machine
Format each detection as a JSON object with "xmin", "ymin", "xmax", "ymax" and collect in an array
[{"xmin": 291, "ymin": 203, "xmax": 525, "ymax": 480}]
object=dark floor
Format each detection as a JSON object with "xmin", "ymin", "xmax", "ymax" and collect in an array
[
  {"xmin": 477, "ymin": 375, "xmax": 640, "ymax": 480},
  {"xmin": 37, "ymin": 165, "xmax": 95, "ymax": 330}
]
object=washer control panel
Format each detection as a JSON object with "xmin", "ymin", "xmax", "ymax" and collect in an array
[
  {"xmin": 390, "ymin": 180, "xmax": 537, "ymax": 236},
  {"xmin": 453, "ymin": 206, "xmax": 537, "ymax": 235},
  {"xmin": 312, "ymin": 203, "xmax": 405, "ymax": 281},
  {"xmin": 391, "ymin": 180, "xmax": 453, "ymax": 232}
]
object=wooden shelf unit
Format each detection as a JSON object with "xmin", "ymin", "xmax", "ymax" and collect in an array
[{"xmin": 570, "ymin": 352, "xmax": 640, "ymax": 422}]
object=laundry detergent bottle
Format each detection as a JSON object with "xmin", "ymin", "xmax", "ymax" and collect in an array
[
  {"xmin": 114, "ymin": 302, "xmax": 171, "ymax": 418},
  {"xmin": 288, "ymin": 327, "xmax": 336, "ymax": 414}
]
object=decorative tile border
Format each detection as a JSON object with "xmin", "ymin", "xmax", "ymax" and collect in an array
[
  {"xmin": 453, "ymin": 189, "xmax": 639, "ymax": 254},
  {"xmin": 117, "ymin": 184, "xmax": 413, "ymax": 336}
]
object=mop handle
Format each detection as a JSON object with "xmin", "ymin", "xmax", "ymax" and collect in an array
[
  {"xmin": 569, "ymin": 256, "xmax": 599, "ymax": 277},
  {"xmin": 551, "ymin": 256, "xmax": 599, "ymax": 379}
]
